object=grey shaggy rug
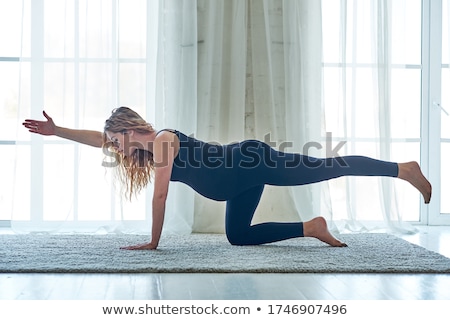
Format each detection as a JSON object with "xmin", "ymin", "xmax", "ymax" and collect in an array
[{"xmin": 1, "ymin": 233, "xmax": 450, "ymax": 273}]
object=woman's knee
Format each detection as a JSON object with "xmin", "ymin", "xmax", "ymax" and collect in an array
[{"xmin": 225, "ymin": 227, "xmax": 247, "ymax": 246}]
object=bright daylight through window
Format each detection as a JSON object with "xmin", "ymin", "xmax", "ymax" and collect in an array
[{"xmin": 0, "ymin": 0, "xmax": 449, "ymax": 226}]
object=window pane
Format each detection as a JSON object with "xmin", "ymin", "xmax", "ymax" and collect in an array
[
  {"xmin": 321, "ymin": 0, "xmax": 341, "ymax": 63},
  {"xmin": 79, "ymin": 63, "xmax": 115, "ymax": 111},
  {"xmin": 391, "ymin": 0, "xmax": 421, "ymax": 65},
  {"xmin": 443, "ymin": 0, "xmax": 449, "ymax": 65},
  {"xmin": 0, "ymin": 62, "xmax": 31, "ymax": 141},
  {"xmin": 353, "ymin": 68, "xmax": 377, "ymax": 138},
  {"xmin": 0, "ymin": 1, "xmax": 24, "ymax": 56},
  {"xmin": 323, "ymin": 67, "xmax": 422, "ymax": 141},
  {"xmin": 442, "ymin": 69, "xmax": 450, "ymax": 138},
  {"xmin": 43, "ymin": 145, "xmax": 74, "ymax": 221},
  {"xmin": 119, "ymin": 196, "xmax": 147, "ymax": 221},
  {"xmin": 391, "ymin": 69, "xmax": 421, "ymax": 139},
  {"xmin": 0, "ymin": 62, "xmax": 20, "ymax": 141},
  {"xmin": 0, "ymin": 146, "xmax": 18, "ymax": 220},
  {"xmin": 77, "ymin": 145, "xmax": 111, "ymax": 221},
  {"xmin": 119, "ymin": 63, "xmax": 146, "ymax": 108},
  {"xmin": 442, "ymin": 2, "xmax": 449, "ymax": 215},
  {"xmin": 43, "ymin": 63, "xmax": 76, "ymax": 128},
  {"xmin": 442, "ymin": 1, "xmax": 450, "ymax": 139},
  {"xmin": 322, "ymin": 67, "xmax": 346, "ymax": 136},
  {"xmin": 79, "ymin": 0, "xmax": 113, "ymax": 58},
  {"xmin": 44, "ymin": 0, "xmax": 75, "ymax": 58},
  {"xmin": 323, "ymin": 67, "xmax": 383, "ymax": 139},
  {"xmin": 322, "ymin": 0, "xmax": 421, "ymax": 65},
  {"xmin": 118, "ymin": 0, "xmax": 147, "ymax": 58},
  {"xmin": 1, "ymin": 146, "xmax": 31, "ymax": 221},
  {"xmin": 441, "ymin": 143, "xmax": 450, "ymax": 214},
  {"xmin": 351, "ymin": 1, "xmax": 375, "ymax": 64}
]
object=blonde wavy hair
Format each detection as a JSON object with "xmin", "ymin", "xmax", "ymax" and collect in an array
[{"xmin": 103, "ymin": 107, "xmax": 155, "ymax": 199}]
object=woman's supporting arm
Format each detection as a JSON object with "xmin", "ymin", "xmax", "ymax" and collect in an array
[
  {"xmin": 120, "ymin": 131, "xmax": 176, "ymax": 250},
  {"xmin": 23, "ymin": 110, "xmax": 104, "ymax": 148}
]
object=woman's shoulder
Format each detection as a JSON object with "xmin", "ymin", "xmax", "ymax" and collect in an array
[
  {"xmin": 156, "ymin": 129, "xmax": 193, "ymax": 141},
  {"xmin": 156, "ymin": 128, "xmax": 178, "ymax": 135}
]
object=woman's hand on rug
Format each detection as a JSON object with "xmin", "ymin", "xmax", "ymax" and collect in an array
[{"xmin": 120, "ymin": 242, "xmax": 158, "ymax": 250}]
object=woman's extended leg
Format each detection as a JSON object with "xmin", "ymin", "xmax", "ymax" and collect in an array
[
  {"xmin": 252, "ymin": 144, "xmax": 431, "ymax": 203},
  {"xmin": 225, "ymin": 185, "xmax": 346, "ymax": 246},
  {"xmin": 263, "ymin": 153, "xmax": 400, "ymax": 186}
]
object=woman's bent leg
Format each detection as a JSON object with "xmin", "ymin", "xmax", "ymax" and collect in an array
[
  {"xmin": 225, "ymin": 185, "xmax": 304, "ymax": 245},
  {"xmin": 225, "ymin": 185, "xmax": 348, "ymax": 247},
  {"xmin": 303, "ymin": 217, "xmax": 347, "ymax": 247}
]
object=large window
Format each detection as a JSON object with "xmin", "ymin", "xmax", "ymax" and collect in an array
[
  {"xmin": 440, "ymin": 0, "xmax": 450, "ymax": 214},
  {"xmin": 0, "ymin": 1, "xmax": 27, "ymax": 223},
  {"xmin": 0, "ymin": 0, "xmax": 448, "ymax": 226},
  {"xmin": 434, "ymin": 0, "xmax": 450, "ymax": 223},
  {"xmin": 0, "ymin": 0, "xmax": 158, "ymax": 229}
]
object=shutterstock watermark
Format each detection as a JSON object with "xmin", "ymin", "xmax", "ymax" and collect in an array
[{"xmin": 101, "ymin": 132, "xmax": 348, "ymax": 169}]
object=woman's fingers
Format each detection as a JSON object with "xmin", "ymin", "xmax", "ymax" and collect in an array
[
  {"xmin": 22, "ymin": 120, "xmax": 40, "ymax": 132},
  {"xmin": 43, "ymin": 110, "xmax": 52, "ymax": 121},
  {"xmin": 22, "ymin": 120, "xmax": 44, "ymax": 133},
  {"xmin": 120, "ymin": 242, "xmax": 157, "ymax": 250}
]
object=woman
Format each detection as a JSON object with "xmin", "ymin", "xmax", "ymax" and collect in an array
[{"xmin": 23, "ymin": 107, "xmax": 432, "ymax": 250}]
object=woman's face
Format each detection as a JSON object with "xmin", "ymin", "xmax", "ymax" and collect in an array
[{"xmin": 105, "ymin": 130, "xmax": 128, "ymax": 156}]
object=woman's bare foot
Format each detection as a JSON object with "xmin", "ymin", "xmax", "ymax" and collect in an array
[
  {"xmin": 303, "ymin": 217, "xmax": 347, "ymax": 247},
  {"xmin": 397, "ymin": 161, "xmax": 432, "ymax": 204}
]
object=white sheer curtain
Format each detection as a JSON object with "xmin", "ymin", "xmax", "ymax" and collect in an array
[
  {"xmin": 321, "ymin": 0, "xmax": 421, "ymax": 233},
  {"xmin": 8, "ymin": 0, "xmax": 418, "ymax": 234},
  {"xmin": 147, "ymin": 0, "xmax": 419, "ymax": 234},
  {"xmin": 156, "ymin": 0, "xmax": 325, "ymax": 234}
]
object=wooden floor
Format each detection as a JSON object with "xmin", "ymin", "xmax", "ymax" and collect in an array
[{"xmin": 1, "ymin": 226, "xmax": 449, "ymax": 300}]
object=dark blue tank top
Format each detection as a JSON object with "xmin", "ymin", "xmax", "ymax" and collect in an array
[
  {"xmin": 166, "ymin": 130, "xmax": 399, "ymax": 202},
  {"xmin": 169, "ymin": 130, "xmax": 244, "ymax": 201}
]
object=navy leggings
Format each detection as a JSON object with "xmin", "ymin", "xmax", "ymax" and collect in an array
[
  {"xmin": 224, "ymin": 151, "xmax": 399, "ymax": 245},
  {"xmin": 225, "ymin": 184, "xmax": 304, "ymax": 245},
  {"xmin": 169, "ymin": 132, "xmax": 399, "ymax": 246}
]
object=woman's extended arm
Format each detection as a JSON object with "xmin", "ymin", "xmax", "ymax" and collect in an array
[{"xmin": 23, "ymin": 110, "xmax": 103, "ymax": 148}]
